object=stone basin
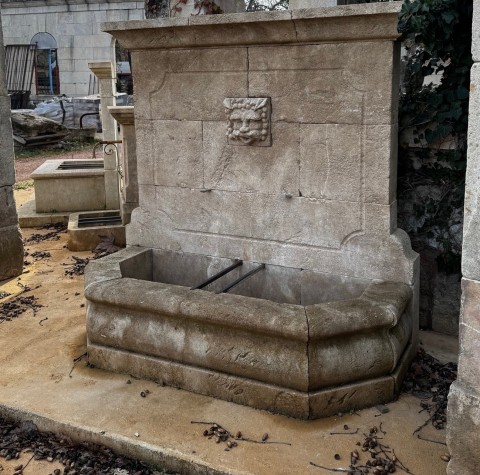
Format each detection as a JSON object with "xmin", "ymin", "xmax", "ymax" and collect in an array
[{"xmin": 86, "ymin": 246, "xmax": 415, "ymax": 419}]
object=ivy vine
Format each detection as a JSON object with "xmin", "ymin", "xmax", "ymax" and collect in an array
[{"xmin": 396, "ymin": 0, "xmax": 472, "ymax": 273}]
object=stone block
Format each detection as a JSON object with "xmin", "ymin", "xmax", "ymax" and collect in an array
[
  {"xmin": 473, "ymin": 1, "xmax": 480, "ymax": 62},
  {"xmin": 132, "ymin": 48, "xmax": 248, "ymax": 121},
  {"xmin": 300, "ymin": 271, "xmax": 370, "ymax": 305},
  {"xmin": 31, "ymin": 159, "xmax": 106, "ymax": 213},
  {"xmin": 0, "ymin": 224, "xmax": 23, "ymax": 281},
  {"xmin": 0, "ymin": 186, "xmax": 19, "ymax": 228},
  {"xmin": 460, "ymin": 278, "xmax": 480, "ymax": 331},
  {"xmin": 463, "ymin": 63, "xmax": 480, "ymax": 281},
  {"xmin": 447, "ymin": 383, "xmax": 480, "ymax": 475},
  {"xmin": 148, "ymin": 186, "xmax": 363, "ymax": 250},
  {"xmin": 457, "ymin": 323, "xmax": 480, "ymax": 393},
  {"xmin": 203, "ymin": 121, "xmax": 299, "ymax": 194},
  {"xmin": 364, "ymin": 125, "xmax": 397, "ymax": 204},
  {"xmin": 151, "ymin": 120, "xmax": 203, "ymax": 188},
  {"xmin": 0, "ymin": 100, "xmax": 16, "ymax": 188},
  {"xmin": 67, "ymin": 211, "xmax": 125, "ymax": 252},
  {"xmin": 0, "ymin": 22, "xmax": 6, "ymax": 95},
  {"xmin": 289, "ymin": 0, "xmax": 337, "ymax": 7},
  {"xmin": 309, "ymin": 376, "xmax": 395, "ymax": 418},
  {"xmin": 299, "ymin": 124, "xmax": 362, "ymax": 201},
  {"xmin": 127, "ymin": 207, "xmax": 417, "ymax": 284},
  {"xmin": 249, "ymin": 68, "xmax": 363, "ymax": 124}
]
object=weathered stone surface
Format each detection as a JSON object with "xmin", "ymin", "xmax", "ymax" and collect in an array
[
  {"xmin": 67, "ymin": 212, "xmax": 126, "ymax": 252},
  {"xmin": 0, "ymin": 98, "xmax": 16, "ymax": 187},
  {"xmin": 152, "ymin": 120, "xmax": 203, "ymax": 188},
  {"xmin": 148, "ymin": 186, "xmax": 363, "ymax": 249},
  {"xmin": 86, "ymin": 248, "xmax": 414, "ymax": 417},
  {"xmin": 90, "ymin": 3, "xmax": 418, "ymax": 420},
  {"xmin": 0, "ymin": 224, "xmax": 23, "ymax": 281},
  {"xmin": 0, "ymin": 19, "xmax": 23, "ymax": 282},
  {"xmin": 309, "ymin": 376, "xmax": 395, "ymax": 419},
  {"xmin": 463, "ymin": 63, "xmax": 480, "ymax": 281},
  {"xmin": 89, "ymin": 61, "xmax": 119, "ymax": 209},
  {"xmin": 0, "ymin": 186, "xmax": 19, "ymax": 228},
  {"xmin": 132, "ymin": 48, "xmax": 248, "ymax": 121},
  {"xmin": 31, "ymin": 159, "xmax": 106, "ymax": 213},
  {"xmin": 204, "ymin": 121, "xmax": 299, "ymax": 194},
  {"xmin": 457, "ymin": 323, "xmax": 480, "ymax": 393},
  {"xmin": 289, "ymin": 0, "xmax": 336, "ymax": 8},
  {"xmin": 11, "ymin": 112, "xmax": 67, "ymax": 138},
  {"xmin": 299, "ymin": 124, "xmax": 362, "ymax": 201},
  {"xmin": 127, "ymin": 207, "xmax": 418, "ymax": 283},
  {"xmin": 447, "ymin": 383, "xmax": 480, "ymax": 475},
  {"xmin": 104, "ymin": 4, "xmax": 401, "ymax": 50},
  {"xmin": 108, "ymin": 106, "xmax": 138, "ymax": 224}
]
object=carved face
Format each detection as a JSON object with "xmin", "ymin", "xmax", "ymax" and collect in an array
[
  {"xmin": 229, "ymin": 107, "xmax": 267, "ymax": 144},
  {"xmin": 224, "ymin": 98, "xmax": 271, "ymax": 146}
]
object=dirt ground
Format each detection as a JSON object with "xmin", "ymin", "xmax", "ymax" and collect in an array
[{"xmin": 14, "ymin": 146, "xmax": 93, "ymax": 183}]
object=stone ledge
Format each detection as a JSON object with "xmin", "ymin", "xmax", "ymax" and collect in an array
[{"xmin": 102, "ymin": 3, "xmax": 401, "ymax": 50}]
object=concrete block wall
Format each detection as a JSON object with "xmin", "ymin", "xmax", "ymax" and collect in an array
[{"xmin": 0, "ymin": 0, "xmax": 145, "ymax": 96}]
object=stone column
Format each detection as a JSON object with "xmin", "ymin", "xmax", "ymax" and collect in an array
[
  {"xmin": 446, "ymin": 4, "xmax": 480, "ymax": 474},
  {"xmin": 108, "ymin": 106, "xmax": 138, "ymax": 225},
  {"xmin": 88, "ymin": 62, "xmax": 120, "ymax": 210},
  {"xmin": 0, "ymin": 13, "xmax": 23, "ymax": 281}
]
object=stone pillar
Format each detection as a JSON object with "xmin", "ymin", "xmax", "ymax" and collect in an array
[
  {"xmin": 0, "ymin": 13, "xmax": 23, "ymax": 281},
  {"xmin": 88, "ymin": 62, "xmax": 120, "ymax": 210},
  {"xmin": 108, "ymin": 106, "xmax": 138, "ymax": 225},
  {"xmin": 446, "ymin": 3, "xmax": 480, "ymax": 474}
]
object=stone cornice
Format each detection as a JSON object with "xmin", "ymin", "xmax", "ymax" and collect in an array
[
  {"xmin": 1, "ymin": 0, "xmax": 132, "ymax": 7},
  {"xmin": 102, "ymin": 3, "xmax": 402, "ymax": 51}
]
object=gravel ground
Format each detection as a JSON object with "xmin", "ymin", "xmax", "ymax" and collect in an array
[{"xmin": 14, "ymin": 146, "xmax": 94, "ymax": 183}]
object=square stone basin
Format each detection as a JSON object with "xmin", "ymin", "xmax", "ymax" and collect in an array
[
  {"xmin": 85, "ymin": 247, "xmax": 415, "ymax": 419},
  {"xmin": 31, "ymin": 159, "xmax": 106, "ymax": 213}
]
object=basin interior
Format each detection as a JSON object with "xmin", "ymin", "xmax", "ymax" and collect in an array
[{"xmin": 120, "ymin": 249, "xmax": 373, "ymax": 306}]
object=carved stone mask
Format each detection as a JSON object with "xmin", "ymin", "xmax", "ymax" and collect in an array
[{"xmin": 223, "ymin": 97, "xmax": 271, "ymax": 146}]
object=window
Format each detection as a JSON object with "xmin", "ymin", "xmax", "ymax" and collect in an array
[{"xmin": 30, "ymin": 32, "xmax": 60, "ymax": 95}]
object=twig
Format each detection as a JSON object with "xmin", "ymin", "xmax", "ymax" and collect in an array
[
  {"xmin": 379, "ymin": 422, "xmax": 386, "ymax": 435},
  {"xmin": 392, "ymin": 449, "xmax": 416, "ymax": 475},
  {"xmin": 39, "ymin": 317, "xmax": 48, "ymax": 326},
  {"xmin": 329, "ymin": 429, "xmax": 359, "ymax": 435},
  {"xmin": 22, "ymin": 453, "xmax": 35, "ymax": 471},
  {"xmin": 416, "ymin": 434, "xmax": 447, "ymax": 446},
  {"xmin": 413, "ymin": 413, "xmax": 434, "ymax": 435},
  {"xmin": 69, "ymin": 352, "xmax": 88, "ymax": 377},
  {"xmin": 309, "ymin": 461, "xmax": 356, "ymax": 473},
  {"xmin": 239, "ymin": 437, "xmax": 291, "ymax": 446}
]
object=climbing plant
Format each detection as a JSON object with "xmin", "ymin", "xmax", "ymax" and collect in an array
[{"xmin": 396, "ymin": 0, "xmax": 473, "ymax": 272}]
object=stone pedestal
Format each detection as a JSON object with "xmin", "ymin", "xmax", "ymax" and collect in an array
[
  {"xmin": 446, "ymin": 6, "xmax": 480, "ymax": 473},
  {"xmin": 0, "ymin": 15, "xmax": 23, "ymax": 281},
  {"xmin": 88, "ymin": 62, "xmax": 120, "ymax": 210},
  {"xmin": 108, "ymin": 106, "xmax": 138, "ymax": 224}
]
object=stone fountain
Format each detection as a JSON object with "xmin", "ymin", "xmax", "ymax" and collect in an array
[{"xmin": 85, "ymin": 3, "xmax": 419, "ymax": 419}]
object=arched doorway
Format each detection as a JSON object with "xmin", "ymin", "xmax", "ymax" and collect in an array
[{"xmin": 30, "ymin": 32, "xmax": 60, "ymax": 95}]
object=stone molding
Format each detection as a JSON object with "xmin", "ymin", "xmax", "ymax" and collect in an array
[
  {"xmin": 103, "ymin": 3, "xmax": 402, "ymax": 50},
  {"xmin": 88, "ymin": 62, "xmax": 115, "ymax": 80}
]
